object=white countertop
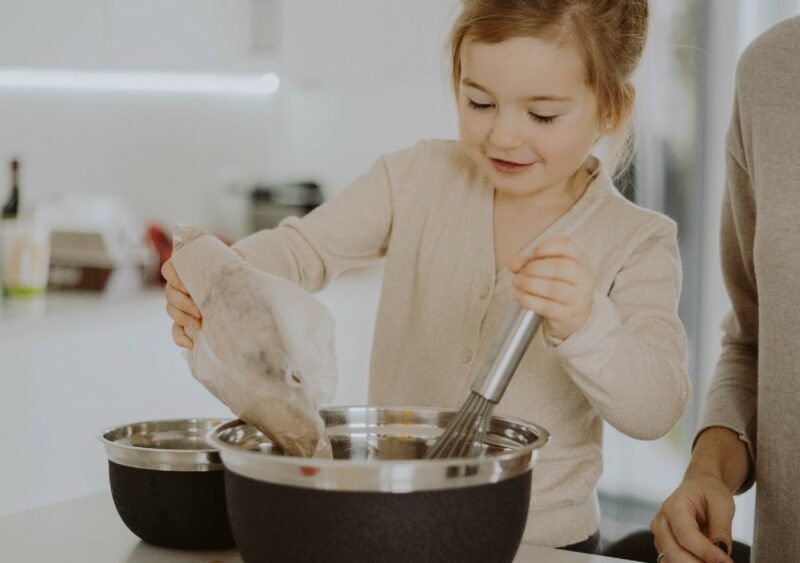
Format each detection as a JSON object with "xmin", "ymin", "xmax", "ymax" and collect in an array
[
  {"xmin": 0, "ymin": 268, "xmax": 379, "ymax": 517},
  {"xmin": 0, "ymin": 492, "xmax": 632, "ymax": 562}
]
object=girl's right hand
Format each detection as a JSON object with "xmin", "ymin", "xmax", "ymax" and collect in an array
[{"xmin": 161, "ymin": 259, "xmax": 202, "ymax": 349}]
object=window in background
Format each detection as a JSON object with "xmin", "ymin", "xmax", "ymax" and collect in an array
[
  {"xmin": 598, "ymin": 0, "xmax": 800, "ymax": 546},
  {"xmin": 598, "ymin": 0, "xmax": 709, "ymax": 542}
]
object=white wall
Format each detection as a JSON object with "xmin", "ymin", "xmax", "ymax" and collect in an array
[{"xmin": 0, "ymin": 0, "xmax": 460, "ymax": 236}]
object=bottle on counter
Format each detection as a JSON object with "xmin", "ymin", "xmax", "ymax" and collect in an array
[
  {"xmin": 1, "ymin": 159, "xmax": 19, "ymax": 220},
  {"xmin": 0, "ymin": 158, "xmax": 19, "ymax": 290}
]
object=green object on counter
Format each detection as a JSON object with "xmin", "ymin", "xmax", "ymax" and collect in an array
[{"xmin": 3, "ymin": 285, "xmax": 46, "ymax": 298}]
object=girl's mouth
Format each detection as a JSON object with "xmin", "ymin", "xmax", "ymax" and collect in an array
[{"xmin": 489, "ymin": 157, "xmax": 535, "ymax": 174}]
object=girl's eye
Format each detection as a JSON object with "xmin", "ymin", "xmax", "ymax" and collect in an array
[
  {"xmin": 530, "ymin": 113, "xmax": 558, "ymax": 124},
  {"xmin": 467, "ymin": 98, "xmax": 558, "ymax": 123},
  {"xmin": 468, "ymin": 99, "xmax": 494, "ymax": 111}
]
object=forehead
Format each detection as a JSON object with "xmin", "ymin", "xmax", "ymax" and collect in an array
[{"xmin": 460, "ymin": 36, "xmax": 587, "ymax": 98}]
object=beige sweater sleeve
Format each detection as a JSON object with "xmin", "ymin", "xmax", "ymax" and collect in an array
[
  {"xmin": 232, "ymin": 154, "xmax": 395, "ymax": 292},
  {"xmin": 546, "ymin": 222, "xmax": 690, "ymax": 440},
  {"xmin": 697, "ymin": 88, "xmax": 758, "ymax": 492}
]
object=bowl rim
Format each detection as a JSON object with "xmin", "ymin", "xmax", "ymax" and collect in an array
[
  {"xmin": 98, "ymin": 417, "xmax": 233, "ymax": 472},
  {"xmin": 210, "ymin": 405, "xmax": 549, "ymax": 467},
  {"xmin": 207, "ymin": 405, "xmax": 550, "ymax": 492}
]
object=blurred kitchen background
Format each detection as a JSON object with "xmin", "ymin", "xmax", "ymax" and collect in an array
[{"xmin": 1, "ymin": 0, "xmax": 798, "ymax": 548}]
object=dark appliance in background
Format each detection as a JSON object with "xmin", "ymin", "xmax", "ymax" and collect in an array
[{"xmin": 249, "ymin": 181, "xmax": 322, "ymax": 232}]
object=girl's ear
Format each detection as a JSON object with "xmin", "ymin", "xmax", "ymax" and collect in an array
[
  {"xmin": 601, "ymin": 83, "xmax": 636, "ymax": 135},
  {"xmin": 595, "ymin": 111, "xmax": 616, "ymax": 139}
]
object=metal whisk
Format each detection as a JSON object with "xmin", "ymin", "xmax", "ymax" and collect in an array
[{"xmin": 426, "ymin": 305, "xmax": 541, "ymax": 459}]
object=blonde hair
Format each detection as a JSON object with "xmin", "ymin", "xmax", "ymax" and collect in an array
[{"xmin": 449, "ymin": 0, "xmax": 649, "ymax": 179}]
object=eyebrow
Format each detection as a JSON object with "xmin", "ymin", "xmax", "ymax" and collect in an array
[{"xmin": 461, "ymin": 78, "xmax": 572, "ymax": 102}]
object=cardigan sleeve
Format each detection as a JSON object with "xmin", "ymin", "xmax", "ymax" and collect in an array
[
  {"xmin": 232, "ymin": 153, "xmax": 396, "ymax": 293},
  {"xmin": 544, "ymin": 219, "xmax": 691, "ymax": 440}
]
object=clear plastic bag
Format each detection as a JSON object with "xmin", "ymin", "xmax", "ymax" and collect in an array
[{"xmin": 171, "ymin": 225, "xmax": 337, "ymax": 458}]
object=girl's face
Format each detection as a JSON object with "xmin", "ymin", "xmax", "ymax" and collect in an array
[{"xmin": 457, "ymin": 36, "xmax": 603, "ymax": 199}]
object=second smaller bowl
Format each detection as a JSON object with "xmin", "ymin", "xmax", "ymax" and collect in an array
[{"xmin": 99, "ymin": 417, "xmax": 235, "ymax": 549}]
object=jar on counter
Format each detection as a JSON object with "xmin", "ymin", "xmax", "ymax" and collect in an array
[
  {"xmin": 249, "ymin": 182, "xmax": 323, "ymax": 232},
  {"xmin": 2, "ymin": 214, "xmax": 50, "ymax": 298}
]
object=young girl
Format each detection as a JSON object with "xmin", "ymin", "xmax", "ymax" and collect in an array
[{"xmin": 164, "ymin": 0, "xmax": 688, "ymax": 554}]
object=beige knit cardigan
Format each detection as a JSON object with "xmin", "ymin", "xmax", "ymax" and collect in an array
[{"xmin": 234, "ymin": 139, "xmax": 689, "ymax": 547}]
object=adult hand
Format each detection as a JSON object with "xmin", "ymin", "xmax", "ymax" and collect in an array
[
  {"xmin": 161, "ymin": 259, "xmax": 202, "ymax": 349},
  {"xmin": 650, "ymin": 471, "xmax": 735, "ymax": 563},
  {"xmin": 508, "ymin": 236, "xmax": 594, "ymax": 341}
]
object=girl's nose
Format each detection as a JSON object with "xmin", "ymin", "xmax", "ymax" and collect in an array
[{"xmin": 488, "ymin": 112, "xmax": 524, "ymax": 150}]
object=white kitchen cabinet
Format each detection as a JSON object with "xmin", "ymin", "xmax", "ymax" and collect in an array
[{"xmin": 0, "ymin": 0, "xmax": 278, "ymax": 73}]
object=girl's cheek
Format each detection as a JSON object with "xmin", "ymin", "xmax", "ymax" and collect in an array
[
  {"xmin": 541, "ymin": 131, "xmax": 589, "ymax": 168},
  {"xmin": 459, "ymin": 114, "xmax": 482, "ymax": 142},
  {"xmin": 461, "ymin": 128, "xmax": 487, "ymax": 158}
]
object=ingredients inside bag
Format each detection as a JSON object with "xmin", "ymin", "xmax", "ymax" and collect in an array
[{"xmin": 171, "ymin": 226, "xmax": 337, "ymax": 459}]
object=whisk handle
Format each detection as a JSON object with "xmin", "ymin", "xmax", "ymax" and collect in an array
[{"xmin": 471, "ymin": 305, "xmax": 541, "ymax": 403}]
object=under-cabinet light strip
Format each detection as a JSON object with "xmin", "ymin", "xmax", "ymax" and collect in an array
[{"xmin": 0, "ymin": 69, "xmax": 280, "ymax": 96}]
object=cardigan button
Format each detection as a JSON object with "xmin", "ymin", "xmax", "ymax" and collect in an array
[
  {"xmin": 460, "ymin": 348, "xmax": 473, "ymax": 363},
  {"xmin": 479, "ymin": 285, "xmax": 491, "ymax": 300}
]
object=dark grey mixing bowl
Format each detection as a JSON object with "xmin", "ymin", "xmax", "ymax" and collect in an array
[
  {"xmin": 210, "ymin": 405, "xmax": 549, "ymax": 563},
  {"xmin": 99, "ymin": 417, "xmax": 235, "ymax": 549}
]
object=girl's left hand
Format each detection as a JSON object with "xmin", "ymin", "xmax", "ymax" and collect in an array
[{"xmin": 508, "ymin": 236, "xmax": 594, "ymax": 342}]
